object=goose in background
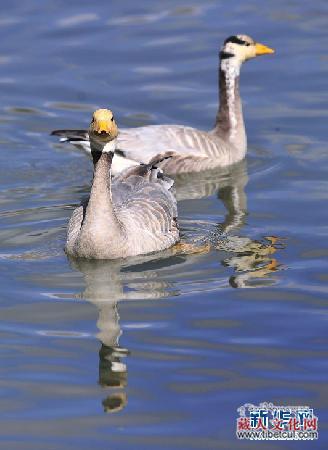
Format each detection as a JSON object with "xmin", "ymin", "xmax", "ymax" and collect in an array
[
  {"xmin": 52, "ymin": 35, "xmax": 274, "ymax": 175},
  {"xmin": 65, "ymin": 109, "xmax": 179, "ymax": 259}
]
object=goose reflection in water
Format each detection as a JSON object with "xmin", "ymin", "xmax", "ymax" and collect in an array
[
  {"xmin": 174, "ymin": 159, "xmax": 285, "ymax": 288},
  {"xmin": 70, "ymin": 254, "xmax": 180, "ymax": 413},
  {"xmin": 67, "ymin": 159, "xmax": 285, "ymax": 413},
  {"xmin": 222, "ymin": 235, "xmax": 285, "ymax": 288},
  {"xmin": 71, "ymin": 258, "xmax": 127, "ymax": 413}
]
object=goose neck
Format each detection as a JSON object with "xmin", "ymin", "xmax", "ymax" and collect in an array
[
  {"xmin": 82, "ymin": 141, "xmax": 121, "ymax": 237},
  {"xmin": 215, "ymin": 58, "xmax": 246, "ymax": 153}
]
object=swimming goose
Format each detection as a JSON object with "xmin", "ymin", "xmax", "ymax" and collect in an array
[
  {"xmin": 65, "ymin": 109, "xmax": 179, "ymax": 259},
  {"xmin": 52, "ymin": 35, "xmax": 274, "ymax": 175}
]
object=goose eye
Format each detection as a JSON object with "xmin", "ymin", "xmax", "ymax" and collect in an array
[{"xmin": 111, "ymin": 117, "xmax": 114, "ymax": 122}]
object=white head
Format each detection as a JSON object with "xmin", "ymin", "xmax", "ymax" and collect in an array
[
  {"xmin": 89, "ymin": 109, "xmax": 118, "ymax": 153},
  {"xmin": 220, "ymin": 34, "xmax": 274, "ymax": 74}
]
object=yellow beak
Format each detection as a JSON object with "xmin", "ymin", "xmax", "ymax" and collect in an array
[
  {"xmin": 95, "ymin": 120, "xmax": 113, "ymax": 134},
  {"xmin": 255, "ymin": 42, "xmax": 275, "ymax": 56}
]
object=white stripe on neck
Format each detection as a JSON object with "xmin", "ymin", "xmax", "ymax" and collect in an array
[
  {"xmin": 221, "ymin": 58, "xmax": 240, "ymax": 139},
  {"xmin": 103, "ymin": 139, "xmax": 116, "ymax": 153}
]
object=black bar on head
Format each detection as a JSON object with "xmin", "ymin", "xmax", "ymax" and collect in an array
[
  {"xmin": 220, "ymin": 51, "xmax": 235, "ymax": 60},
  {"xmin": 224, "ymin": 35, "xmax": 246, "ymax": 46}
]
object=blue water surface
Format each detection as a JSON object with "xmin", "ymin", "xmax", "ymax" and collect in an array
[{"xmin": 0, "ymin": 0, "xmax": 327, "ymax": 449}]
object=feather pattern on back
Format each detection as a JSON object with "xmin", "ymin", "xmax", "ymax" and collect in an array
[
  {"xmin": 52, "ymin": 125, "xmax": 236, "ymax": 175},
  {"xmin": 66, "ymin": 156, "xmax": 179, "ymax": 259}
]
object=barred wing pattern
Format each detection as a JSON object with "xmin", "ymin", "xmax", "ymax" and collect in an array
[
  {"xmin": 113, "ymin": 164, "xmax": 179, "ymax": 254},
  {"xmin": 65, "ymin": 160, "xmax": 179, "ymax": 258},
  {"xmin": 52, "ymin": 124, "xmax": 238, "ymax": 175}
]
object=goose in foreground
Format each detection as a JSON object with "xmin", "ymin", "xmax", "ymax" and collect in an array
[
  {"xmin": 65, "ymin": 109, "xmax": 179, "ymax": 259},
  {"xmin": 52, "ymin": 35, "xmax": 274, "ymax": 175}
]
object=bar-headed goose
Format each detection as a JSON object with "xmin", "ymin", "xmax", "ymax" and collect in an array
[
  {"xmin": 65, "ymin": 109, "xmax": 179, "ymax": 259},
  {"xmin": 53, "ymin": 35, "xmax": 274, "ymax": 175}
]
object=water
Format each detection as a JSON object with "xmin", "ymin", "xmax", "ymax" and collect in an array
[{"xmin": 0, "ymin": 0, "xmax": 327, "ymax": 448}]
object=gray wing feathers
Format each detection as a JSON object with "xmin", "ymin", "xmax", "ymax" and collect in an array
[
  {"xmin": 66, "ymin": 205, "xmax": 84, "ymax": 249},
  {"xmin": 117, "ymin": 125, "xmax": 202, "ymax": 161},
  {"xmin": 52, "ymin": 125, "xmax": 232, "ymax": 172},
  {"xmin": 65, "ymin": 156, "xmax": 179, "ymax": 258},
  {"xmin": 117, "ymin": 126, "xmax": 232, "ymax": 173},
  {"xmin": 117, "ymin": 187, "xmax": 177, "ymax": 237},
  {"xmin": 112, "ymin": 162, "xmax": 178, "ymax": 242}
]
